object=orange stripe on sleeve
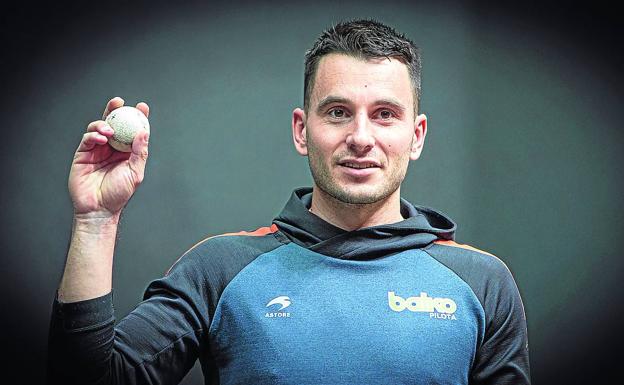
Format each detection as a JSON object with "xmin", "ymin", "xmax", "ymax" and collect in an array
[
  {"xmin": 165, "ymin": 224, "xmax": 279, "ymax": 275},
  {"xmin": 433, "ymin": 239, "xmax": 495, "ymax": 257},
  {"xmin": 217, "ymin": 223, "xmax": 279, "ymax": 238},
  {"xmin": 433, "ymin": 239, "xmax": 517, "ymax": 283}
]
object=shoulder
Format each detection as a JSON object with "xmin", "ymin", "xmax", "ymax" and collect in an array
[
  {"xmin": 423, "ymin": 239, "xmax": 523, "ymax": 317},
  {"xmin": 426, "ymin": 239, "xmax": 513, "ymax": 280},
  {"xmin": 428, "ymin": 242, "xmax": 531, "ymax": 381},
  {"xmin": 165, "ymin": 224, "xmax": 285, "ymax": 278}
]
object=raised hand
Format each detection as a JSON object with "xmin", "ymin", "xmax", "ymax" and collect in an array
[{"xmin": 68, "ymin": 97, "xmax": 150, "ymax": 219}]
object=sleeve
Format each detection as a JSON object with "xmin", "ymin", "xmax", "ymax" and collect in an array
[
  {"xmin": 470, "ymin": 261, "xmax": 531, "ymax": 385},
  {"xmin": 47, "ymin": 249, "xmax": 213, "ymax": 385}
]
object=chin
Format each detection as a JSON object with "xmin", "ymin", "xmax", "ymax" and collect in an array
[{"xmin": 328, "ymin": 183, "xmax": 393, "ymax": 205}]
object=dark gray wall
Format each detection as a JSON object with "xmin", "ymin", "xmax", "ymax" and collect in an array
[{"xmin": 2, "ymin": 1, "xmax": 622, "ymax": 383}]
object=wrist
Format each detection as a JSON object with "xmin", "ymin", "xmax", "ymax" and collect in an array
[{"xmin": 72, "ymin": 211, "xmax": 121, "ymax": 233}]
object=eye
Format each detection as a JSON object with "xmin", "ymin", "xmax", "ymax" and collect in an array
[
  {"xmin": 328, "ymin": 107, "xmax": 348, "ymax": 119},
  {"xmin": 377, "ymin": 109, "xmax": 394, "ymax": 120}
]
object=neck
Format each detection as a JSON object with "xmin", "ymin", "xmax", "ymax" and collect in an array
[{"xmin": 309, "ymin": 185, "xmax": 405, "ymax": 231}]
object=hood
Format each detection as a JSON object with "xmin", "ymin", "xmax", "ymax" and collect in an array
[{"xmin": 272, "ymin": 187, "xmax": 456, "ymax": 260}]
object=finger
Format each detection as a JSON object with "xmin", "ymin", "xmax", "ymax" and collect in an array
[
  {"xmin": 77, "ymin": 131, "xmax": 109, "ymax": 152},
  {"xmin": 128, "ymin": 130, "xmax": 150, "ymax": 185},
  {"xmin": 136, "ymin": 102, "xmax": 150, "ymax": 118},
  {"xmin": 83, "ymin": 149, "xmax": 131, "ymax": 171},
  {"xmin": 86, "ymin": 120, "xmax": 114, "ymax": 136},
  {"xmin": 102, "ymin": 97, "xmax": 125, "ymax": 119}
]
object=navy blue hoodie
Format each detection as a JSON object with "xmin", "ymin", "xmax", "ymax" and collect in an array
[{"xmin": 48, "ymin": 187, "xmax": 530, "ymax": 384}]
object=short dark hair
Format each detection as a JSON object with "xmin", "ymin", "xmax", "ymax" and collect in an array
[{"xmin": 304, "ymin": 19, "xmax": 422, "ymax": 114}]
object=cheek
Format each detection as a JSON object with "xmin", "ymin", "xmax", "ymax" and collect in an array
[
  {"xmin": 382, "ymin": 134, "xmax": 412, "ymax": 156},
  {"xmin": 308, "ymin": 131, "xmax": 343, "ymax": 156}
]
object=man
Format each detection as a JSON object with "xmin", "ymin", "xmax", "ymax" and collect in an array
[{"xmin": 48, "ymin": 19, "xmax": 530, "ymax": 384}]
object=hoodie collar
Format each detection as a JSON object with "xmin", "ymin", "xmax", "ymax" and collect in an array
[{"xmin": 273, "ymin": 187, "xmax": 456, "ymax": 260}]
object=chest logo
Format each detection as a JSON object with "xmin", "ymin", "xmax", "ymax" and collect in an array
[
  {"xmin": 388, "ymin": 291, "xmax": 457, "ymax": 320},
  {"xmin": 265, "ymin": 296, "xmax": 292, "ymax": 318},
  {"xmin": 266, "ymin": 296, "xmax": 291, "ymax": 311}
]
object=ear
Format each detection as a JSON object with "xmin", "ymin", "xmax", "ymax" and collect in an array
[
  {"xmin": 410, "ymin": 114, "xmax": 427, "ymax": 160},
  {"xmin": 292, "ymin": 108, "xmax": 308, "ymax": 156}
]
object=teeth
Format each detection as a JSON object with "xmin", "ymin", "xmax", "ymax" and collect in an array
[{"xmin": 344, "ymin": 162, "xmax": 376, "ymax": 169}]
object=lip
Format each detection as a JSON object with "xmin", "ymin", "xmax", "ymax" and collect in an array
[
  {"xmin": 339, "ymin": 165, "xmax": 378, "ymax": 178},
  {"xmin": 339, "ymin": 159, "xmax": 382, "ymax": 168}
]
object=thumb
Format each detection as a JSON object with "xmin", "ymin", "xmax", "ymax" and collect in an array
[{"xmin": 128, "ymin": 130, "xmax": 150, "ymax": 185}]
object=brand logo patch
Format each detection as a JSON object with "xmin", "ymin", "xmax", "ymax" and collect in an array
[
  {"xmin": 265, "ymin": 295, "xmax": 292, "ymax": 318},
  {"xmin": 388, "ymin": 291, "xmax": 457, "ymax": 320}
]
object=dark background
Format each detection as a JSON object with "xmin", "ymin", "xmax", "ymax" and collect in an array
[{"xmin": 1, "ymin": 0, "xmax": 622, "ymax": 383}]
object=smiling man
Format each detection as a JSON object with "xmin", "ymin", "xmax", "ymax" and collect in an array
[
  {"xmin": 293, "ymin": 52, "xmax": 427, "ymax": 230},
  {"xmin": 48, "ymin": 19, "xmax": 531, "ymax": 385}
]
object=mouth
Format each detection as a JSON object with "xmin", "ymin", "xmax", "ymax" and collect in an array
[
  {"xmin": 338, "ymin": 159, "xmax": 382, "ymax": 169},
  {"xmin": 341, "ymin": 162, "xmax": 379, "ymax": 169},
  {"xmin": 337, "ymin": 159, "xmax": 381, "ymax": 178}
]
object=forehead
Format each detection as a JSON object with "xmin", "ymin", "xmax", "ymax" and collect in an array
[{"xmin": 311, "ymin": 53, "xmax": 413, "ymax": 107}]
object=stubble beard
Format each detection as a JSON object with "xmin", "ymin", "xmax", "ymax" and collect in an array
[{"xmin": 306, "ymin": 140, "xmax": 411, "ymax": 206}]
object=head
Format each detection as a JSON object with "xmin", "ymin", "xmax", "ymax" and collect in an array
[
  {"xmin": 304, "ymin": 19, "xmax": 422, "ymax": 116},
  {"xmin": 292, "ymin": 19, "xmax": 427, "ymax": 206}
]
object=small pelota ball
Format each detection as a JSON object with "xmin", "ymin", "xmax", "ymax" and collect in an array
[{"xmin": 105, "ymin": 106, "xmax": 150, "ymax": 152}]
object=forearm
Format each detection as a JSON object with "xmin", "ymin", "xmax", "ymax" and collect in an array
[
  {"xmin": 48, "ymin": 248, "xmax": 208, "ymax": 385},
  {"xmin": 58, "ymin": 213, "xmax": 120, "ymax": 303}
]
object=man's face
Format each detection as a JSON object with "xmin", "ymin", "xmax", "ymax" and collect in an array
[{"xmin": 292, "ymin": 53, "xmax": 427, "ymax": 205}]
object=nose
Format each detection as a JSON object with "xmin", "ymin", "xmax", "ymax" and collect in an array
[{"xmin": 345, "ymin": 112, "xmax": 375, "ymax": 154}]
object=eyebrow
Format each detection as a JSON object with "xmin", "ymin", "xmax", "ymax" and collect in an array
[
  {"xmin": 315, "ymin": 96, "xmax": 350, "ymax": 115},
  {"xmin": 315, "ymin": 95, "xmax": 407, "ymax": 115},
  {"xmin": 375, "ymin": 98, "xmax": 407, "ymax": 115}
]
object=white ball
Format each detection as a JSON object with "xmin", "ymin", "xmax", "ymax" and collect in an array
[{"xmin": 105, "ymin": 106, "xmax": 150, "ymax": 152}]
